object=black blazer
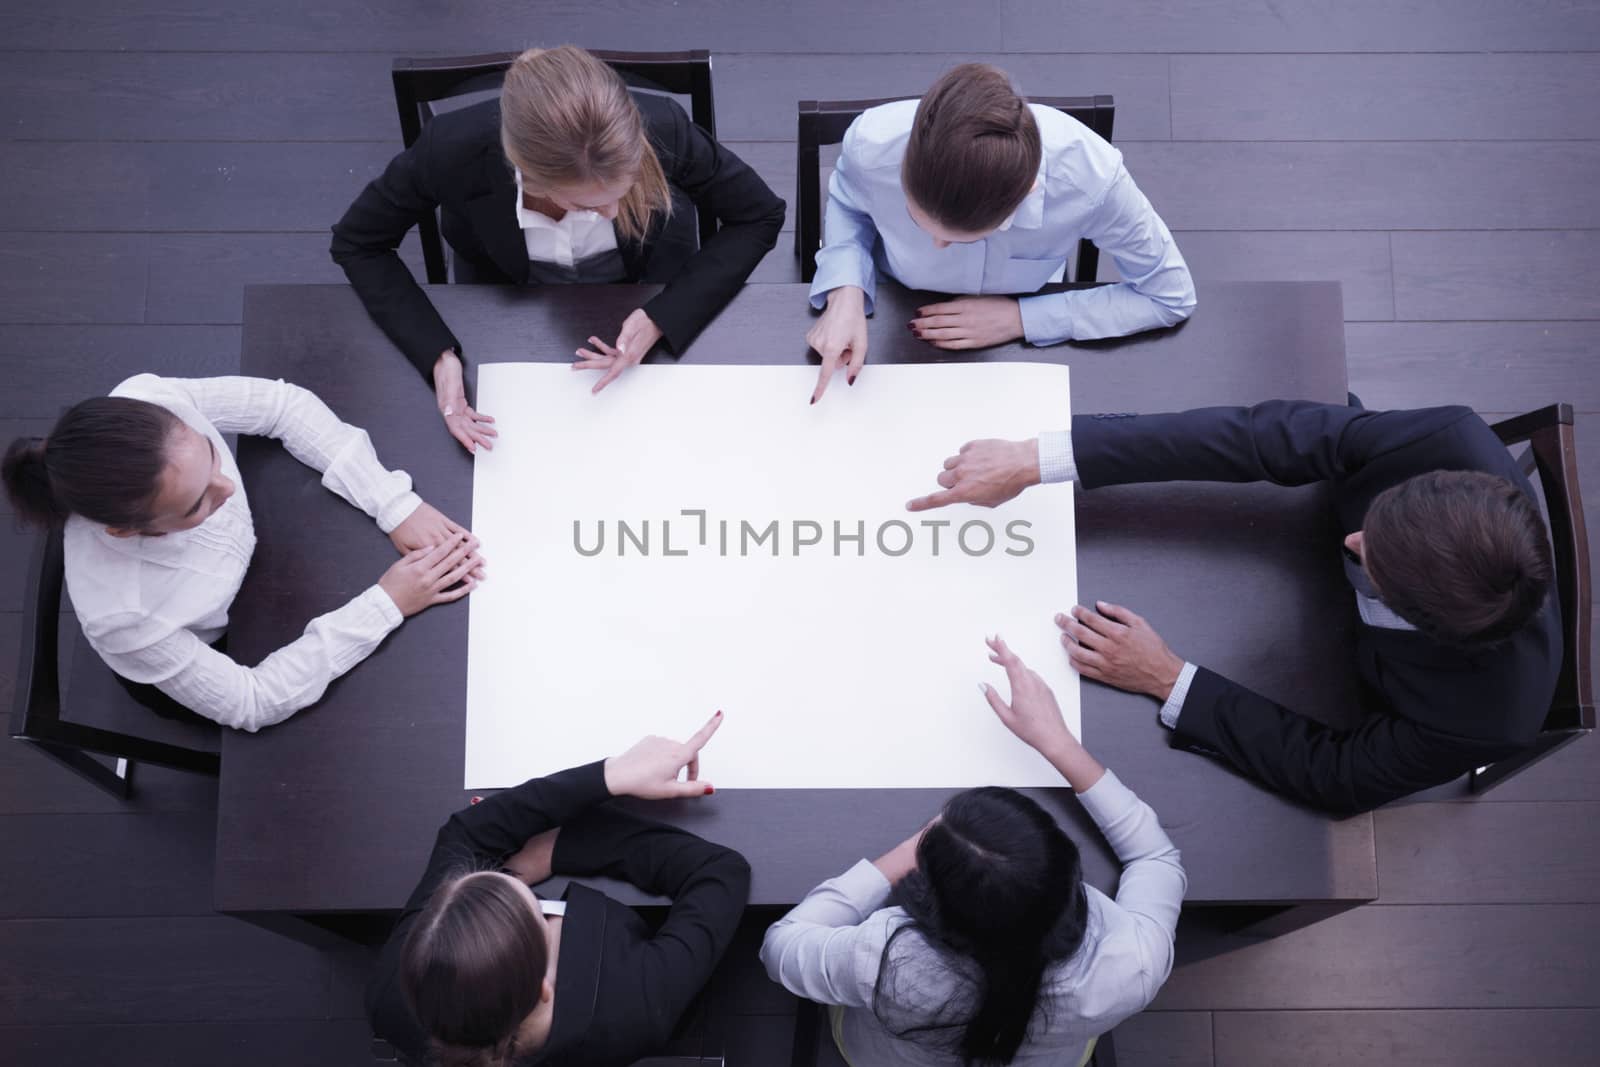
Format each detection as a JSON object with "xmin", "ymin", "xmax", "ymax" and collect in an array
[
  {"xmin": 331, "ymin": 93, "xmax": 785, "ymax": 383},
  {"xmin": 1074, "ymin": 401, "xmax": 1562, "ymax": 815},
  {"xmin": 367, "ymin": 761, "xmax": 751, "ymax": 1066}
]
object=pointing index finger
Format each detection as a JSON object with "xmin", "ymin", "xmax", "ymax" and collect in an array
[
  {"xmin": 686, "ymin": 709, "xmax": 724, "ymax": 752},
  {"xmin": 906, "ymin": 490, "xmax": 959, "ymax": 512}
]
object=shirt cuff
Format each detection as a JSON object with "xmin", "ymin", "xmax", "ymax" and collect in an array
[
  {"xmin": 808, "ymin": 250, "xmax": 878, "ymax": 316},
  {"xmin": 376, "ymin": 489, "xmax": 423, "ymax": 534},
  {"xmin": 1037, "ymin": 430, "xmax": 1077, "ymax": 484},
  {"xmin": 835, "ymin": 859, "xmax": 894, "ymax": 913},
  {"xmin": 1158, "ymin": 661, "xmax": 1199, "ymax": 729},
  {"xmin": 1018, "ymin": 292, "xmax": 1072, "ymax": 347},
  {"xmin": 364, "ymin": 583, "xmax": 406, "ymax": 632}
]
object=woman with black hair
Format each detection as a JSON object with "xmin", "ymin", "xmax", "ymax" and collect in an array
[
  {"xmin": 761, "ymin": 636, "xmax": 1185, "ymax": 1067},
  {"xmin": 1, "ymin": 374, "xmax": 482, "ymax": 729}
]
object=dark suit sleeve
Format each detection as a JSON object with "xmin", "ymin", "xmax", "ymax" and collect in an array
[
  {"xmin": 1072, "ymin": 401, "xmax": 1477, "ymax": 490},
  {"xmin": 368, "ymin": 760, "xmax": 613, "ymax": 1054},
  {"xmin": 1175, "ymin": 668, "xmax": 1501, "ymax": 815},
  {"xmin": 553, "ymin": 808, "xmax": 752, "ymax": 1042},
  {"xmin": 400, "ymin": 760, "xmax": 612, "ymax": 911},
  {"xmin": 330, "ymin": 128, "xmax": 465, "ymax": 385},
  {"xmin": 640, "ymin": 103, "xmax": 785, "ymax": 353}
]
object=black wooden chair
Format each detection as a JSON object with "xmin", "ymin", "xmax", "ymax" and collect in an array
[
  {"xmin": 392, "ymin": 49, "xmax": 719, "ymax": 284},
  {"xmin": 9, "ymin": 526, "xmax": 220, "ymax": 799},
  {"xmin": 794, "ymin": 94, "xmax": 1114, "ymax": 284},
  {"xmin": 1470, "ymin": 403, "xmax": 1594, "ymax": 791},
  {"xmin": 789, "ymin": 999, "xmax": 1118, "ymax": 1066}
]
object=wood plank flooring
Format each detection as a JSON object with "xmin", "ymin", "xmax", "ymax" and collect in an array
[{"xmin": 1, "ymin": 2, "xmax": 1597, "ymax": 1063}]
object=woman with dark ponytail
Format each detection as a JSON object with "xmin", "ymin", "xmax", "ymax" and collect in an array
[
  {"xmin": 804, "ymin": 62, "xmax": 1195, "ymax": 403},
  {"xmin": 762, "ymin": 636, "xmax": 1185, "ymax": 1066},
  {"xmin": 2, "ymin": 374, "xmax": 484, "ymax": 730},
  {"xmin": 367, "ymin": 713, "xmax": 750, "ymax": 1067}
]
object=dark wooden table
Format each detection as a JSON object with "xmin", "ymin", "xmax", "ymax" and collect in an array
[{"xmin": 217, "ymin": 280, "xmax": 1376, "ymax": 940}]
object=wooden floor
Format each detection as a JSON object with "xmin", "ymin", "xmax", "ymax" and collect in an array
[{"xmin": 3, "ymin": 2, "xmax": 1599, "ymax": 1063}]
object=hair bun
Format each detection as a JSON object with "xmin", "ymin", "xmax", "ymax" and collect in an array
[{"xmin": 2, "ymin": 435, "xmax": 62, "ymax": 526}]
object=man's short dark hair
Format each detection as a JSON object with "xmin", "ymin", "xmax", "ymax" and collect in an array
[{"xmin": 1363, "ymin": 470, "xmax": 1552, "ymax": 647}]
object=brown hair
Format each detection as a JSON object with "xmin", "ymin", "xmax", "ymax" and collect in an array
[
  {"xmin": 1363, "ymin": 470, "xmax": 1553, "ymax": 647},
  {"xmin": 903, "ymin": 63, "xmax": 1042, "ymax": 234},
  {"xmin": 500, "ymin": 45, "xmax": 672, "ymax": 242},
  {"xmin": 400, "ymin": 872, "xmax": 550, "ymax": 1067},
  {"xmin": 2, "ymin": 397, "xmax": 179, "ymax": 528}
]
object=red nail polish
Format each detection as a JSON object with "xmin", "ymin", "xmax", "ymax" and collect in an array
[
  {"xmin": 469, "ymin": 796, "xmax": 483, "ymax": 805},
  {"xmin": 704, "ymin": 785, "xmax": 715, "ymax": 795},
  {"xmin": 810, "ymin": 397, "xmax": 816, "ymax": 405},
  {"xmin": 848, "ymin": 375, "xmax": 856, "ymax": 386}
]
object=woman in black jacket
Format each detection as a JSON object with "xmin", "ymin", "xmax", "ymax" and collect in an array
[
  {"xmin": 367, "ymin": 712, "xmax": 750, "ymax": 1066},
  {"xmin": 331, "ymin": 45, "xmax": 785, "ymax": 453}
]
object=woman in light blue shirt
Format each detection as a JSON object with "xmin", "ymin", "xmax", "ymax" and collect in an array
[
  {"xmin": 761, "ymin": 636, "xmax": 1186, "ymax": 1067},
  {"xmin": 805, "ymin": 64, "xmax": 1196, "ymax": 402}
]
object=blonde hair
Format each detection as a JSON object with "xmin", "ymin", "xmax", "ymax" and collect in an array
[{"xmin": 500, "ymin": 45, "xmax": 672, "ymax": 242}]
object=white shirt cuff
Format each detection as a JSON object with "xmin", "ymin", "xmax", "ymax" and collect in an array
[
  {"xmin": 1018, "ymin": 292, "xmax": 1071, "ymax": 346},
  {"xmin": 1158, "ymin": 661, "xmax": 1198, "ymax": 729},
  {"xmin": 1037, "ymin": 430, "xmax": 1077, "ymax": 484},
  {"xmin": 362, "ymin": 583, "xmax": 406, "ymax": 633},
  {"xmin": 835, "ymin": 858, "xmax": 895, "ymax": 912},
  {"xmin": 377, "ymin": 490, "xmax": 423, "ymax": 534},
  {"xmin": 808, "ymin": 252, "xmax": 878, "ymax": 316}
]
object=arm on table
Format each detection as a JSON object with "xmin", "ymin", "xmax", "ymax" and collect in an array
[
  {"xmin": 1176, "ymin": 668, "xmax": 1487, "ymax": 816},
  {"xmin": 759, "ymin": 858, "xmax": 896, "ymax": 1009},
  {"xmin": 808, "ymin": 118, "xmax": 883, "ymax": 314},
  {"xmin": 1074, "ymin": 769, "xmax": 1186, "ymax": 999},
  {"xmin": 1071, "ymin": 401, "xmax": 1478, "ymax": 490},
  {"xmin": 641, "ymin": 102, "xmax": 786, "ymax": 353},
  {"xmin": 99, "ymin": 585, "xmax": 403, "ymax": 732},
  {"xmin": 401, "ymin": 760, "xmax": 614, "ymax": 912},
  {"xmin": 1019, "ymin": 166, "xmax": 1196, "ymax": 345},
  {"xmin": 329, "ymin": 129, "xmax": 464, "ymax": 384},
  {"xmin": 555, "ymin": 807, "xmax": 752, "ymax": 1038},
  {"xmin": 118, "ymin": 374, "xmax": 421, "ymax": 532}
]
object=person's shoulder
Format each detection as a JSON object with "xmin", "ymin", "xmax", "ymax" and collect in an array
[
  {"xmin": 633, "ymin": 90, "xmax": 688, "ymax": 132},
  {"xmin": 108, "ymin": 373, "xmax": 174, "ymax": 406},
  {"xmin": 412, "ymin": 98, "xmax": 502, "ymax": 174},
  {"xmin": 842, "ymin": 100, "xmax": 919, "ymax": 170},
  {"xmin": 1352, "ymin": 405, "xmax": 1496, "ymax": 467},
  {"xmin": 1032, "ymin": 104, "xmax": 1123, "ymax": 200}
]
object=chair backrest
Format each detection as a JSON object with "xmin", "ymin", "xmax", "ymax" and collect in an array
[
  {"xmin": 1491, "ymin": 403, "xmax": 1595, "ymax": 731},
  {"xmin": 392, "ymin": 49, "xmax": 719, "ymax": 284},
  {"xmin": 794, "ymin": 94, "xmax": 1114, "ymax": 284},
  {"xmin": 9, "ymin": 525, "xmax": 220, "ymax": 795},
  {"xmin": 10, "ymin": 524, "xmax": 65, "ymax": 740}
]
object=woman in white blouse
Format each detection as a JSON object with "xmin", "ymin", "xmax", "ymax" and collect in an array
[
  {"xmin": 761, "ymin": 636, "xmax": 1186, "ymax": 1067},
  {"xmin": 1, "ymin": 374, "xmax": 483, "ymax": 732}
]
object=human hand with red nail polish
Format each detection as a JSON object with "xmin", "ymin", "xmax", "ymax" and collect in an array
[{"xmin": 603, "ymin": 710, "xmax": 725, "ymax": 799}]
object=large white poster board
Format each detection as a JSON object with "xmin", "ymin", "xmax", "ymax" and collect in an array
[{"xmin": 466, "ymin": 361, "xmax": 1077, "ymax": 789}]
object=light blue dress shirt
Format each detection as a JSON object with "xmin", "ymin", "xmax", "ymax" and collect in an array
[{"xmin": 809, "ymin": 100, "xmax": 1197, "ymax": 344}]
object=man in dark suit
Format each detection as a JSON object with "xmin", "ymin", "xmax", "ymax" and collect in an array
[{"xmin": 909, "ymin": 401, "xmax": 1560, "ymax": 815}]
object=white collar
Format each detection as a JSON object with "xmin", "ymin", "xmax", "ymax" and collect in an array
[
  {"xmin": 513, "ymin": 168, "xmax": 602, "ymax": 229},
  {"xmin": 1001, "ymin": 176, "xmax": 1046, "ymax": 232}
]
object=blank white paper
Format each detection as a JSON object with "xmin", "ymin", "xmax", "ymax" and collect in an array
[{"xmin": 466, "ymin": 361, "xmax": 1077, "ymax": 789}]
